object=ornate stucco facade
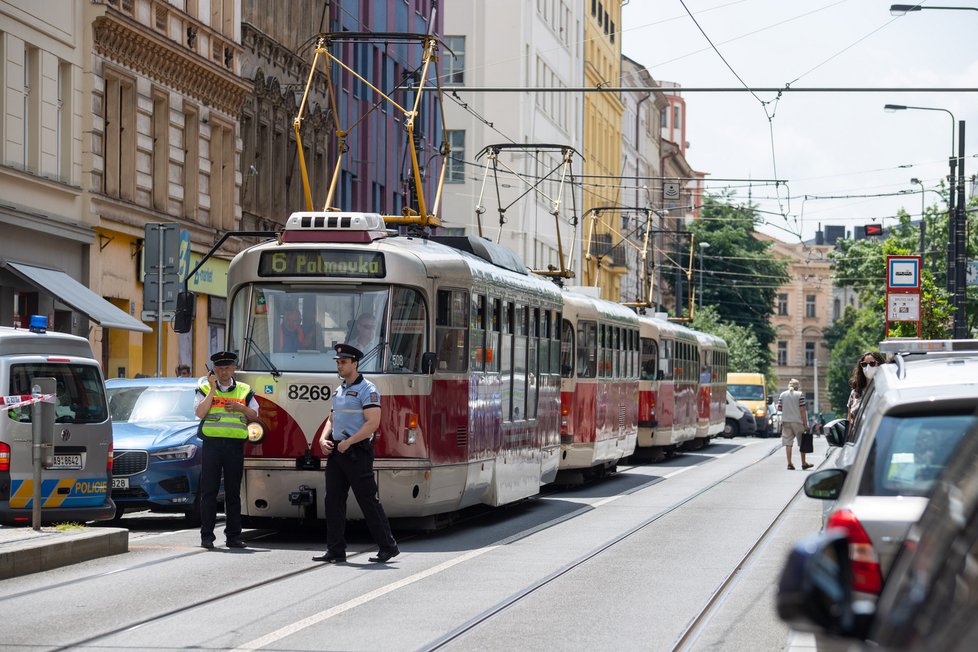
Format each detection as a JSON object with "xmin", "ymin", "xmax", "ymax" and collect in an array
[
  {"xmin": 83, "ymin": 0, "xmax": 252, "ymax": 378},
  {"xmin": 760, "ymin": 233, "xmax": 834, "ymax": 415}
]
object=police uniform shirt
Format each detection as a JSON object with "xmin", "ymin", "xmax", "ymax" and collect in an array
[
  {"xmin": 331, "ymin": 374, "xmax": 381, "ymax": 440},
  {"xmin": 193, "ymin": 378, "xmax": 260, "ymax": 413}
]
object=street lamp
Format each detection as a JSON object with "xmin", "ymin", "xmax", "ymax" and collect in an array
[
  {"xmin": 698, "ymin": 241, "xmax": 710, "ymax": 309},
  {"xmin": 890, "ymin": 4, "xmax": 978, "ymax": 15},
  {"xmin": 911, "ymin": 177, "xmax": 925, "ymax": 262},
  {"xmin": 884, "ymin": 103, "xmax": 967, "ymax": 336}
]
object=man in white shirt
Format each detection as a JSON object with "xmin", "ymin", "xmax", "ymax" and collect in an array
[{"xmin": 777, "ymin": 378, "xmax": 810, "ymax": 470}]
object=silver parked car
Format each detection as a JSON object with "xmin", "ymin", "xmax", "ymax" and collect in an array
[{"xmin": 803, "ymin": 339, "xmax": 978, "ymax": 600}]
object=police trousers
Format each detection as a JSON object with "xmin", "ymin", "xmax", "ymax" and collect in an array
[
  {"xmin": 200, "ymin": 437, "xmax": 244, "ymax": 542},
  {"xmin": 324, "ymin": 441, "xmax": 396, "ymax": 555}
]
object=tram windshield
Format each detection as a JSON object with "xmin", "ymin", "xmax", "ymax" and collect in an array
[{"xmin": 228, "ymin": 284, "xmax": 427, "ymax": 374}]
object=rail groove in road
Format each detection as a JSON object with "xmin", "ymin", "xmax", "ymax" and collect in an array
[
  {"xmin": 416, "ymin": 442, "xmax": 781, "ymax": 652},
  {"xmin": 21, "ymin": 440, "xmax": 775, "ymax": 651},
  {"xmin": 670, "ymin": 451, "xmax": 806, "ymax": 651}
]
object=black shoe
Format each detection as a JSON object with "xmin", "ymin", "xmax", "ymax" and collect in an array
[
  {"xmin": 312, "ymin": 553, "xmax": 346, "ymax": 563},
  {"xmin": 226, "ymin": 540, "xmax": 247, "ymax": 549},
  {"xmin": 369, "ymin": 548, "xmax": 400, "ymax": 563},
  {"xmin": 200, "ymin": 540, "xmax": 215, "ymax": 549}
]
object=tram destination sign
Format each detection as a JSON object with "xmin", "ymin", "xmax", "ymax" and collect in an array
[{"xmin": 258, "ymin": 250, "xmax": 386, "ymax": 278}]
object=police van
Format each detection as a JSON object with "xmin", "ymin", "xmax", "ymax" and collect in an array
[{"xmin": 0, "ymin": 316, "xmax": 115, "ymax": 525}]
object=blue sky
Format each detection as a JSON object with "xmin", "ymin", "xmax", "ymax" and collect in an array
[{"xmin": 621, "ymin": 0, "xmax": 977, "ymax": 243}]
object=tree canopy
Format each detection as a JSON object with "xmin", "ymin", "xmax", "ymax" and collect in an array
[{"xmin": 682, "ymin": 194, "xmax": 790, "ymax": 372}]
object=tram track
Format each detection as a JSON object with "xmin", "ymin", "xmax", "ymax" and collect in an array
[
  {"xmin": 12, "ymin": 441, "xmax": 773, "ymax": 651},
  {"xmin": 416, "ymin": 442, "xmax": 783, "ymax": 652}
]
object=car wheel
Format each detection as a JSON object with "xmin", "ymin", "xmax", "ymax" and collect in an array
[{"xmin": 723, "ymin": 419, "xmax": 739, "ymax": 438}]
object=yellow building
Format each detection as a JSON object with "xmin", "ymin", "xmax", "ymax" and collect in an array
[{"xmin": 582, "ymin": 0, "xmax": 625, "ymax": 300}]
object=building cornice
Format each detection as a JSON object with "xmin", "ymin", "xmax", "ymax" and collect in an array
[{"xmin": 92, "ymin": 10, "xmax": 253, "ymax": 116}]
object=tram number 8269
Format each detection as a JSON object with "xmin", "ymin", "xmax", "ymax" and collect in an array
[{"xmin": 287, "ymin": 384, "xmax": 333, "ymax": 401}]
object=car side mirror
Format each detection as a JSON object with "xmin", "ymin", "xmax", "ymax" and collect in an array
[
  {"xmin": 421, "ymin": 352, "xmax": 437, "ymax": 375},
  {"xmin": 824, "ymin": 418, "xmax": 848, "ymax": 447},
  {"xmin": 804, "ymin": 468, "xmax": 847, "ymax": 500},
  {"xmin": 777, "ymin": 530, "xmax": 870, "ymax": 638}
]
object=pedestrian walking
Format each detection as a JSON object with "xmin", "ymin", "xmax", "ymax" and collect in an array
[
  {"xmin": 847, "ymin": 351, "xmax": 885, "ymax": 423},
  {"xmin": 778, "ymin": 378, "xmax": 811, "ymax": 470},
  {"xmin": 194, "ymin": 351, "xmax": 259, "ymax": 550},
  {"xmin": 313, "ymin": 343, "xmax": 399, "ymax": 564}
]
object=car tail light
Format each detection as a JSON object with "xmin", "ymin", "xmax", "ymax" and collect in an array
[
  {"xmin": 107, "ymin": 440, "xmax": 114, "ymax": 474},
  {"xmin": 0, "ymin": 441, "xmax": 10, "ymax": 471},
  {"xmin": 827, "ymin": 508, "xmax": 883, "ymax": 594}
]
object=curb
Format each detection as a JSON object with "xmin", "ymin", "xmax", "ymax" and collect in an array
[{"xmin": 0, "ymin": 527, "xmax": 129, "ymax": 579}]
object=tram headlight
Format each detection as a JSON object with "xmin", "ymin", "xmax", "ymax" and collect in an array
[
  {"xmin": 406, "ymin": 412, "xmax": 419, "ymax": 445},
  {"xmin": 247, "ymin": 421, "xmax": 266, "ymax": 443}
]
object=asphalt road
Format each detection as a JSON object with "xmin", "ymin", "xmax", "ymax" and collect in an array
[{"xmin": 0, "ymin": 435, "xmax": 831, "ymax": 651}]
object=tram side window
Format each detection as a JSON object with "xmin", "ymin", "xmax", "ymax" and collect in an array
[
  {"xmin": 501, "ymin": 301, "xmax": 513, "ymax": 420},
  {"xmin": 640, "ymin": 337, "xmax": 658, "ymax": 381},
  {"xmin": 487, "ymin": 297, "xmax": 501, "ymax": 372},
  {"xmin": 560, "ymin": 319, "xmax": 574, "ymax": 377},
  {"xmin": 577, "ymin": 320, "xmax": 597, "ymax": 378},
  {"xmin": 471, "ymin": 294, "xmax": 487, "ymax": 372},
  {"xmin": 435, "ymin": 288, "xmax": 468, "ymax": 372},
  {"xmin": 550, "ymin": 310, "xmax": 562, "ymax": 377},
  {"xmin": 661, "ymin": 338, "xmax": 673, "ymax": 380},
  {"xmin": 389, "ymin": 287, "xmax": 426, "ymax": 373},
  {"xmin": 527, "ymin": 306, "xmax": 540, "ymax": 419}
]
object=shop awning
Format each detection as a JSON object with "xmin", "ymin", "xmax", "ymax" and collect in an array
[{"xmin": 2, "ymin": 261, "xmax": 151, "ymax": 333}]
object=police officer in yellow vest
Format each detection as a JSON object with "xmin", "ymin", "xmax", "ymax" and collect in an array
[{"xmin": 194, "ymin": 351, "xmax": 259, "ymax": 549}]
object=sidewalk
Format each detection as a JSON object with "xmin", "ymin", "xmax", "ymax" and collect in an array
[{"xmin": 0, "ymin": 524, "xmax": 128, "ymax": 580}]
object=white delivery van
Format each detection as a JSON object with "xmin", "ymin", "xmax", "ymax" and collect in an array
[{"xmin": 0, "ymin": 317, "xmax": 115, "ymax": 525}]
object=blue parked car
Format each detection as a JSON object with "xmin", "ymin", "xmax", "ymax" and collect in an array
[{"xmin": 106, "ymin": 378, "xmax": 205, "ymax": 524}]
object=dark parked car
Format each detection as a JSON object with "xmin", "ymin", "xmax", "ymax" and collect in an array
[
  {"xmin": 777, "ymin": 406, "xmax": 978, "ymax": 650},
  {"xmin": 106, "ymin": 378, "xmax": 205, "ymax": 523}
]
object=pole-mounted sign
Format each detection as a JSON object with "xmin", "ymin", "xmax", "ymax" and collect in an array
[{"xmin": 885, "ymin": 255, "xmax": 922, "ymax": 338}]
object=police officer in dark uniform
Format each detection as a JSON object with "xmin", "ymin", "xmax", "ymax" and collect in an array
[
  {"xmin": 313, "ymin": 343, "xmax": 399, "ymax": 564},
  {"xmin": 194, "ymin": 351, "xmax": 259, "ymax": 549}
]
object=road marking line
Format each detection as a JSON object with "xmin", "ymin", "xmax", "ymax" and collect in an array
[{"xmin": 232, "ymin": 442, "xmax": 766, "ymax": 650}]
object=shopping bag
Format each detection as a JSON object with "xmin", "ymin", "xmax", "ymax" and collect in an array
[{"xmin": 800, "ymin": 430, "xmax": 814, "ymax": 454}]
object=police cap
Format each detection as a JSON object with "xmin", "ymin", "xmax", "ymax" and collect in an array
[
  {"xmin": 210, "ymin": 351, "xmax": 239, "ymax": 367},
  {"xmin": 333, "ymin": 343, "xmax": 363, "ymax": 362}
]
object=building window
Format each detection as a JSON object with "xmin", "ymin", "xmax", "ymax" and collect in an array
[
  {"xmin": 445, "ymin": 130, "xmax": 465, "ymax": 183},
  {"xmin": 103, "ymin": 68, "xmax": 136, "ymax": 201},
  {"xmin": 805, "ymin": 342, "xmax": 815, "ymax": 367},
  {"xmin": 443, "ymin": 36, "xmax": 465, "ymax": 85},
  {"xmin": 182, "ymin": 104, "xmax": 199, "ymax": 219},
  {"xmin": 777, "ymin": 340, "xmax": 787, "ymax": 366},
  {"xmin": 805, "ymin": 294, "xmax": 816, "ymax": 318},
  {"xmin": 207, "ymin": 118, "xmax": 234, "ymax": 230},
  {"xmin": 152, "ymin": 89, "xmax": 169, "ymax": 212},
  {"xmin": 57, "ymin": 61, "xmax": 72, "ymax": 182},
  {"xmin": 777, "ymin": 293, "xmax": 788, "ymax": 316}
]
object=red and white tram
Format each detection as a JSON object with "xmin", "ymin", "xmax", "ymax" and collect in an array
[
  {"xmin": 227, "ymin": 213, "xmax": 564, "ymax": 527},
  {"xmin": 636, "ymin": 315, "xmax": 701, "ymax": 454},
  {"xmin": 695, "ymin": 331, "xmax": 728, "ymax": 443},
  {"xmin": 556, "ymin": 289, "xmax": 639, "ymax": 482}
]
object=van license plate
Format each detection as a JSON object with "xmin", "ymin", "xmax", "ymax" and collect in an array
[
  {"xmin": 51, "ymin": 454, "xmax": 82, "ymax": 469},
  {"xmin": 111, "ymin": 478, "xmax": 129, "ymax": 489}
]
